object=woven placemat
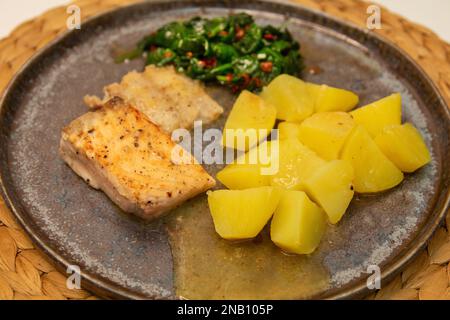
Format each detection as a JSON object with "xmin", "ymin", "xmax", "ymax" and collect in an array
[{"xmin": 0, "ymin": 0, "xmax": 449, "ymax": 300}]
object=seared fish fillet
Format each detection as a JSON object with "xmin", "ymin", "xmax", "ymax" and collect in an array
[
  {"xmin": 60, "ymin": 97, "xmax": 215, "ymax": 220},
  {"xmin": 84, "ymin": 65, "xmax": 223, "ymax": 133}
]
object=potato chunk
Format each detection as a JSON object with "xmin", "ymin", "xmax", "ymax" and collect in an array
[
  {"xmin": 260, "ymin": 75, "xmax": 314, "ymax": 122},
  {"xmin": 341, "ymin": 125, "xmax": 404, "ymax": 193},
  {"xmin": 350, "ymin": 93, "xmax": 401, "ymax": 138},
  {"xmin": 270, "ymin": 139, "xmax": 326, "ymax": 191},
  {"xmin": 223, "ymin": 90, "xmax": 276, "ymax": 151},
  {"xmin": 307, "ymin": 83, "xmax": 359, "ymax": 112},
  {"xmin": 303, "ymin": 160, "xmax": 354, "ymax": 224},
  {"xmin": 278, "ymin": 122, "xmax": 302, "ymax": 140},
  {"xmin": 216, "ymin": 141, "xmax": 278, "ymax": 189},
  {"xmin": 298, "ymin": 112, "xmax": 355, "ymax": 160},
  {"xmin": 270, "ymin": 191, "xmax": 327, "ymax": 255},
  {"xmin": 374, "ymin": 123, "xmax": 431, "ymax": 173},
  {"xmin": 208, "ymin": 187, "xmax": 281, "ymax": 240},
  {"xmin": 217, "ymin": 166, "xmax": 270, "ymax": 190}
]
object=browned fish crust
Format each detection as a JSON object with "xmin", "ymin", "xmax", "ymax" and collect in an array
[{"xmin": 60, "ymin": 97, "xmax": 215, "ymax": 220}]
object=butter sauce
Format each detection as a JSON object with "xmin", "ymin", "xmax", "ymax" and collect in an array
[{"xmin": 166, "ymin": 197, "xmax": 329, "ymax": 299}]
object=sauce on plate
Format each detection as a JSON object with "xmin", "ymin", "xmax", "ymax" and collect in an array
[{"xmin": 166, "ymin": 197, "xmax": 330, "ymax": 299}]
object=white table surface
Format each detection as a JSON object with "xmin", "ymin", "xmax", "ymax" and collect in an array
[{"xmin": 0, "ymin": 0, "xmax": 449, "ymax": 42}]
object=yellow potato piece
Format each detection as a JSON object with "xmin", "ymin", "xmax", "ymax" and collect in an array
[
  {"xmin": 260, "ymin": 74, "xmax": 314, "ymax": 122},
  {"xmin": 303, "ymin": 160, "xmax": 354, "ymax": 224},
  {"xmin": 223, "ymin": 90, "xmax": 277, "ymax": 151},
  {"xmin": 307, "ymin": 83, "xmax": 359, "ymax": 112},
  {"xmin": 208, "ymin": 187, "xmax": 282, "ymax": 240},
  {"xmin": 298, "ymin": 112, "xmax": 355, "ymax": 160},
  {"xmin": 374, "ymin": 123, "xmax": 431, "ymax": 173},
  {"xmin": 217, "ymin": 166, "xmax": 270, "ymax": 190},
  {"xmin": 270, "ymin": 190, "xmax": 327, "ymax": 255},
  {"xmin": 341, "ymin": 125, "xmax": 404, "ymax": 193},
  {"xmin": 278, "ymin": 122, "xmax": 302, "ymax": 140},
  {"xmin": 216, "ymin": 141, "xmax": 279, "ymax": 189},
  {"xmin": 270, "ymin": 139, "xmax": 326, "ymax": 191},
  {"xmin": 350, "ymin": 93, "xmax": 401, "ymax": 138}
]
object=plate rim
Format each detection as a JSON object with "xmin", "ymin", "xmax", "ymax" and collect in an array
[{"xmin": 0, "ymin": 0, "xmax": 449, "ymax": 300}]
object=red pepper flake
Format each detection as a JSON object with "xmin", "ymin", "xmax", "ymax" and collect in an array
[
  {"xmin": 231, "ymin": 85, "xmax": 240, "ymax": 93},
  {"xmin": 218, "ymin": 30, "xmax": 229, "ymax": 37},
  {"xmin": 186, "ymin": 51, "xmax": 193, "ymax": 58},
  {"xmin": 163, "ymin": 51, "xmax": 173, "ymax": 58},
  {"xmin": 252, "ymin": 77, "xmax": 262, "ymax": 88},
  {"xmin": 263, "ymin": 33, "xmax": 277, "ymax": 41},
  {"xmin": 241, "ymin": 73, "xmax": 251, "ymax": 86},
  {"xmin": 197, "ymin": 60, "xmax": 206, "ymax": 67},
  {"xmin": 226, "ymin": 73, "xmax": 233, "ymax": 82},
  {"xmin": 260, "ymin": 61, "xmax": 273, "ymax": 73},
  {"xmin": 204, "ymin": 57, "xmax": 217, "ymax": 68},
  {"xmin": 235, "ymin": 27, "xmax": 245, "ymax": 41}
]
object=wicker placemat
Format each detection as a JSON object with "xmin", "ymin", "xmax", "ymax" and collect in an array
[{"xmin": 0, "ymin": 0, "xmax": 449, "ymax": 300}]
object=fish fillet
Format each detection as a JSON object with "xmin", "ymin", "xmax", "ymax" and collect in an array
[
  {"xmin": 84, "ymin": 65, "xmax": 224, "ymax": 133},
  {"xmin": 60, "ymin": 97, "xmax": 216, "ymax": 220}
]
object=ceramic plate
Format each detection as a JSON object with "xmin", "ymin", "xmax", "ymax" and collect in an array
[{"xmin": 0, "ymin": 0, "xmax": 449, "ymax": 299}]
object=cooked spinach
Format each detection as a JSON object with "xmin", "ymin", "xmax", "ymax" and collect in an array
[{"xmin": 117, "ymin": 13, "xmax": 304, "ymax": 92}]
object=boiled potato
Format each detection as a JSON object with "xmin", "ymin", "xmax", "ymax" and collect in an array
[
  {"xmin": 208, "ymin": 187, "xmax": 282, "ymax": 240},
  {"xmin": 270, "ymin": 139, "xmax": 326, "ymax": 191},
  {"xmin": 216, "ymin": 141, "xmax": 279, "ymax": 189},
  {"xmin": 307, "ymin": 83, "xmax": 359, "ymax": 112},
  {"xmin": 298, "ymin": 112, "xmax": 355, "ymax": 160},
  {"xmin": 303, "ymin": 160, "xmax": 354, "ymax": 224},
  {"xmin": 223, "ymin": 90, "xmax": 277, "ymax": 151},
  {"xmin": 260, "ymin": 74, "xmax": 314, "ymax": 122},
  {"xmin": 374, "ymin": 123, "xmax": 431, "ymax": 173},
  {"xmin": 350, "ymin": 93, "xmax": 401, "ymax": 138},
  {"xmin": 278, "ymin": 122, "xmax": 302, "ymax": 140},
  {"xmin": 217, "ymin": 165, "xmax": 270, "ymax": 190},
  {"xmin": 341, "ymin": 125, "xmax": 404, "ymax": 193},
  {"xmin": 270, "ymin": 190, "xmax": 327, "ymax": 255}
]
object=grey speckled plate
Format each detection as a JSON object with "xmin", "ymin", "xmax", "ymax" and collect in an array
[{"xmin": 0, "ymin": 0, "xmax": 449, "ymax": 300}]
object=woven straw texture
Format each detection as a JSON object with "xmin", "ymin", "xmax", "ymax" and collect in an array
[{"xmin": 0, "ymin": 0, "xmax": 449, "ymax": 300}]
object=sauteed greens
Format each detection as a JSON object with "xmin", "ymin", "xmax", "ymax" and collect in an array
[{"xmin": 117, "ymin": 13, "xmax": 304, "ymax": 92}]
